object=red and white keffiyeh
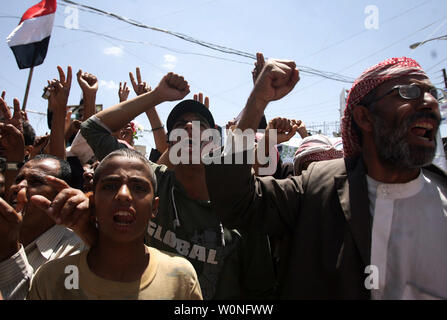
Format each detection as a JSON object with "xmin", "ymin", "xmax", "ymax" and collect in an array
[
  {"xmin": 293, "ymin": 135, "xmax": 343, "ymax": 174},
  {"xmin": 341, "ymin": 57, "xmax": 427, "ymax": 158}
]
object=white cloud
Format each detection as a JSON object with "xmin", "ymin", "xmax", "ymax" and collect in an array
[
  {"xmin": 162, "ymin": 54, "xmax": 177, "ymax": 69},
  {"xmin": 103, "ymin": 46, "xmax": 123, "ymax": 57},
  {"xmin": 164, "ymin": 54, "xmax": 178, "ymax": 63},
  {"xmin": 99, "ymin": 80, "xmax": 119, "ymax": 90}
]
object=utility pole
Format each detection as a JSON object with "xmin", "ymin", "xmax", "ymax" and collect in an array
[{"xmin": 443, "ymin": 68, "xmax": 447, "ymax": 89}]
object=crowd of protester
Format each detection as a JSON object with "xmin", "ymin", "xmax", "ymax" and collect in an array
[{"xmin": 0, "ymin": 51, "xmax": 446, "ymax": 300}]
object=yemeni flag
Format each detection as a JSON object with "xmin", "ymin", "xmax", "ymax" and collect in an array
[{"xmin": 6, "ymin": 0, "xmax": 57, "ymax": 69}]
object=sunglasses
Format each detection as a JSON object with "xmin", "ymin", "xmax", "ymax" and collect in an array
[{"xmin": 369, "ymin": 84, "xmax": 445, "ymax": 105}]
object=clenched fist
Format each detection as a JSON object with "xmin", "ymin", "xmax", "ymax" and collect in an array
[
  {"xmin": 252, "ymin": 59, "xmax": 300, "ymax": 105},
  {"xmin": 153, "ymin": 72, "xmax": 190, "ymax": 103}
]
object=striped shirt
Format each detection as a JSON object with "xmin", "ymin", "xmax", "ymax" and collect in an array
[{"xmin": 0, "ymin": 224, "xmax": 85, "ymax": 300}]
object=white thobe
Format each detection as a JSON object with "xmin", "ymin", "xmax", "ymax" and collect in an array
[{"xmin": 367, "ymin": 169, "xmax": 447, "ymax": 300}]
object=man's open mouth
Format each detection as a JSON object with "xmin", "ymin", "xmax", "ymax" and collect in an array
[
  {"xmin": 410, "ymin": 120, "xmax": 436, "ymax": 142},
  {"xmin": 113, "ymin": 211, "xmax": 136, "ymax": 227}
]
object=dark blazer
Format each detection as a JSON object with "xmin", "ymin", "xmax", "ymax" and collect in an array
[{"xmin": 205, "ymin": 155, "xmax": 445, "ymax": 299}]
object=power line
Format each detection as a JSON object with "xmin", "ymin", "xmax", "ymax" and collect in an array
[
  {"xmin": 59, "ymin": 0, "xmax": 354, "ymax": 83},
  {"xmin": 0, "ymin": 11, "xmax": 354, "ymax": 83},
  {"xmin": 298, "ymin": 0, "xmax": 434, "ymax": 62},
  {"xmin": 83, "ymin": 20, "xmax": 247, "ymax": 111},
  {"xmin": 61, "ymin": 0, "xmax": 256, "ymax": 59},
  {"xmin": 281, "ymin": 17, "xmax": 445, "ymax": 103},
  {"xmin": 340, "ymin": 17, "xmax": 447, "ymax": 73},
  {"xmin": 53, "ymin": 25, "xmax": 252, "ymax": 65},
  {"xmin": 280, "ymin": 17, "xmax": 447, "ymax": 101},
  {"xmin": 1, "ymin": 14, "xmax": 247, "ymax": 108},
  {"xmin": 276, "ymin": 19, "xmax": 444, "ymax": 99}
]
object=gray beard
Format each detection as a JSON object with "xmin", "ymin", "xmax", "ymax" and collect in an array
[{"xmin": 373, "ymin": 114, "xmax": 437, "ymax": 169}]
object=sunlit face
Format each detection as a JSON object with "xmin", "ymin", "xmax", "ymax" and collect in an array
[
  {"xmin": 93, "ymin": 156, "xmax": 158, "ymax": 244},
  {"xmin": 170, "ymin": 112, "xmax": 213, "ymax": 161},
  {"xmin": 369, "ymin": 75, "xmax": 441, "ymax": 168},
  {"xmin": 9, "ymin": 158, "xmax": 61, "ymax": 228}
]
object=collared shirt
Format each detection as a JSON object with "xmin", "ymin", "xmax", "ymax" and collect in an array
[
  {"xmin": 367, "ymin": 169, "xmax": 447, "ymax": 299},
  {"xmin": 0, "ymin": 224, "xmax": 85, "ymax": 300}
]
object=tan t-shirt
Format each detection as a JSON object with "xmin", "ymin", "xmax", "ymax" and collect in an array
[{"xmin": 27, "ymin": 246, "xmax": 202, "ymax": 300}]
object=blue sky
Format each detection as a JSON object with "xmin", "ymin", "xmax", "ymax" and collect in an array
[{"xmin": 1, "ymin": 0, "xmax": 447, "ymax": 150}]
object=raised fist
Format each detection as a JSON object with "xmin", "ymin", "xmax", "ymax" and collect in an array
[
  {"xmin": 154, "ymin": 72, "xmax": 190, "ymax": 102},
  {"xmin": 77, "ymin": 70, "xmax": 98, "ymax": 95},
  {"xmin": 252, "ymin": 59, "xmax": 300, "ymax": 104},
  {"xmin": 265, "ymin": 117, "xmax": 300, "ymax": 144}
]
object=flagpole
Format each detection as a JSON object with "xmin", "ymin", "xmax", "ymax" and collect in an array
[{"xmin": 22, "ymin": 66, "xmax": 34, "ymax": 111}]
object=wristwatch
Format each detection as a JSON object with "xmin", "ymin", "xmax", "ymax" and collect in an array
[
  {"xmin": 0, "ymin": 158, "xmax": 23, "ymax": 172},
  {"xmin": 6, "ymin": 162, "xmax": 22, "ymax": 170}
]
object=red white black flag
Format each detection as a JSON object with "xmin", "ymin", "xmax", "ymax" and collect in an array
[{"xmin": 6, "ymin": 0, "xmax": 57, "ymax": 69}]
